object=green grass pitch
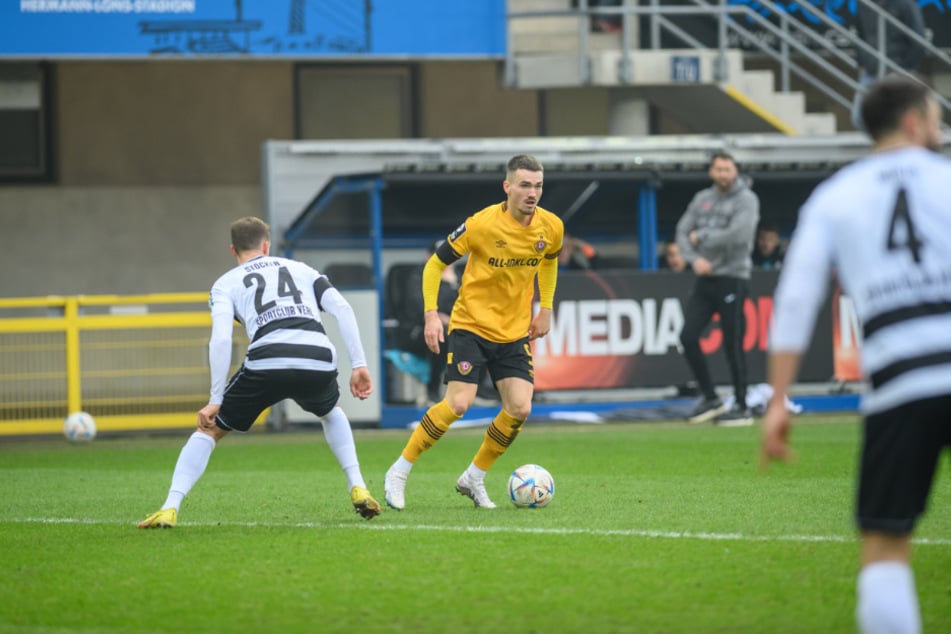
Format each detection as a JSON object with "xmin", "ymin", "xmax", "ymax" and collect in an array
[{"xmin": 1, "ymin": 416, "xmax": 949, "ymax": 633}]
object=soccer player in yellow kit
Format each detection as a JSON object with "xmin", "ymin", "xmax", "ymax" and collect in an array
[{"xmin": 384, "ymin": 154, "xmax": 564, "ymax": 509}]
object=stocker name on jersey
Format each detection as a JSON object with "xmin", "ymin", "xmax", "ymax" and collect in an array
[
  {"xmin": 487, "ymin": 256, "xmax": 542, "ymax": 268},
  {"xmin": 255, "ymin": 303, "xmax": 315, "ymax": 328}
]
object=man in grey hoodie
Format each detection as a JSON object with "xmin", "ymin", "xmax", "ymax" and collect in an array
[{"xmin": 675, "ymin": 151, "xmax": 760, "ymax": 426}]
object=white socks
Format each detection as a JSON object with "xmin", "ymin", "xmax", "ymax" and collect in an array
[
  {"xmin": 391, "ymin": 455, "xmax": 414, "ymax": 475},
  {"xmin": 162, "ymin": 431, "xmax": 216, "ymax": 511},
  {"xmin": 464, "ymin": 463, "xmax": 487, "ymax": 482},
  {"xmin": 390, "ymin": 460, "xmax": 484, "ymax": 481},
  {"xmin": 321, "ymin": 407, "xmax": 366, "ymax": 490},
  {"xmin": 857, "ymin": 561, "xmax": 920, "ymax": 634}
]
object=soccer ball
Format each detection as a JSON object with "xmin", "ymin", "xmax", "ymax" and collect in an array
[
  {"xmin": 64, "ymin": 411, "xmax": 96, "ymax": 442},
  {"xmin": 508, "ymin": 464, "xmax": 555, "ymax": 508}
]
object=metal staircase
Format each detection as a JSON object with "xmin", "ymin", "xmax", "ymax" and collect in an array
[{"xmin": 505, "ymin": 0, "xmax": 951, "ymax": 136}]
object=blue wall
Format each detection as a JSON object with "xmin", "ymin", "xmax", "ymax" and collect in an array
[
  {"xmin": 6, "ymin": 0, "xmax": 949, "ymax": 57},
  {"xmin": 2, "ymin": 0, "xmax": 506, "ymax": 57}
]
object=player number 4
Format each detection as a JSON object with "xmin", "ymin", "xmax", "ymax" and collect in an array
[{"xmin": 885, "ymin": 188, "xmax": 923, "ymax": 264}]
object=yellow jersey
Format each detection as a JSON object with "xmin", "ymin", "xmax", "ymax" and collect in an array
[{"xmin": 444, "ymin": 202, "xmax": 564, "ymax": 343}]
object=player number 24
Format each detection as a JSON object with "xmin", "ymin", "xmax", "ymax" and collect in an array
[{"xmin": 243, "ymin": 267, "xmax": 303, "ymax": 314}]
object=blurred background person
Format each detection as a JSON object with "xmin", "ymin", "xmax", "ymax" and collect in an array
[
  {"xmin": 752, "ymin": 222, "xmax": 786, "ymax": 270},
  {"xmin": 574, "ymin": 0, "xmax": 623, "ymax": 33},
  {"xmin": 558, "ymin": 234, "xmax": 599, "ymax": 270},
  {"xmin": 659, "ymin": 241, "xmax": 689, "ymax": 272}
]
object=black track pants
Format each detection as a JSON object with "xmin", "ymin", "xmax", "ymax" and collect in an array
[{"xmin": 679, "ymin": 275, "xmax": 750, "ymax": 407}]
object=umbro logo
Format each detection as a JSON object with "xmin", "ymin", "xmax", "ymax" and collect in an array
[
  {"xmin": 496, "ymin": 240, "xmax": 507, "ymax": 248},
  {"xmin": 724, "ymin": 293, "xmax": 736, "ymax": 303}
]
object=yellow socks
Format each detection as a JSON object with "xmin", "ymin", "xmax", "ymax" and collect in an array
[
  {"xmin": 473, "ymin": 409, "xmax": 524, "ymax": 471},
  {"xmin": 401, "ymin": 400, "xmax": 460, "ymax": 462},
  {"xmin": 400, "ymin": 403, "xmax": 526, "ymax": 470}
]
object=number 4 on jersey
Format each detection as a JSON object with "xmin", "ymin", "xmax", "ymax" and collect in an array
[{"xmin": 886, "ymin": 188, "xmax": 923, "ymax": 264}]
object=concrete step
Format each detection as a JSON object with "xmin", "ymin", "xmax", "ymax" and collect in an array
[
  {"xmin": 800, "ymin": 112, "xmax": 838, "ymax": 136},
  {"xmin": 513, "ymin": 30, "xmax": 633, "ymax": 54},
  {"xmin": 725, "ymin": 69, "xmax": 837, "ymax": 134},
  {"xmin": 511, "ymin": 49, "xmax": 744, "ymax": 88},
  {"xmin": 770, "ymin": 92, "xmax": 807, "ymax": 127},
  {"xmin": 508, "ymin": 47, "xmax": 838, "ymax": 134},
  {"xmin": 508, "ymin": 0, "xmax": 579, "ymax": 38},
  {"xmin": 730, "ymin": 70, "xmax": 774, "ymax": 102}
]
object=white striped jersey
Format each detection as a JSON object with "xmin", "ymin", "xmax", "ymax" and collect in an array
[
  {"xmin": 771, "ymin": 146, "xmax": 951, "ymax": 414},
  {"xmin": 207, "ymin": 255, "xmax": 367, "ymax": 404}
]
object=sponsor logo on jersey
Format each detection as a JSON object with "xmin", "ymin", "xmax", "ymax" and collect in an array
[
  {"xmin": 457, "ymin": 361, "xmax": 473, "ymax": 376},
  {"xmin": 255, "ymin": 304, "xmax": 315, "ymax": 327},
  {"xmin": 487, "ymin": 256, "xmax": 542, "ymax": 268},
  {"xmin": 449, "ymin": 222, "xmax": 467, "ymax": 242}
]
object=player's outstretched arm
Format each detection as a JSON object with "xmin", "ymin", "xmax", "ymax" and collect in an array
[
  {"xmin": 319, "ymin": 286, "xmax": 370, "ymax": 372},
  {"xmin": 760, "ymin": 351, "xmax": 802, "ymax": 470},
  {"xmin": 761, "ymin": 399, "xmax": 794, "ymax": 468}
]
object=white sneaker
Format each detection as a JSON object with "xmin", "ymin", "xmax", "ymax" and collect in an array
[
  {"xmin": 455, "ymin": 472, "xmax": 497, "ymax": 509},
  {"xmin": 384, "ymin": 467, "xmax": 407, "ymax": 511}
]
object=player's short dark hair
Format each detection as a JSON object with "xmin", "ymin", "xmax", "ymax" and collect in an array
[
  {"xmin": 506, "ymin": 154, "xmax": 544, "ymax": 179},
  {"xmin": 709, "ymin": 151, "xmax": 737, "ymax": 168},
  {"xmin": 231, "ymin": 216, "xmax": 270, "ymax": 253},
  {"xmin": 860, "ymin": 75, "xmax": 934, "ymax": 142}
]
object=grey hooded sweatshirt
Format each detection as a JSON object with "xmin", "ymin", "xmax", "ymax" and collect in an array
[{"xmin": 675, "ymin": 174, "xmax": 760, "ymax": 280}]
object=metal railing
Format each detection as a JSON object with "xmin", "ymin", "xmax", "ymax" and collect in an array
[
  {"xmin": 0, "ymin": 293, "xmax": 255, "ymax": 436},
  {"xmin": 507, "ymin": 0, "xmax": 950, "ymax": 126}
]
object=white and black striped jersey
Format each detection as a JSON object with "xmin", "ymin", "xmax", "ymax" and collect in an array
[
  {"xmin": 206, "ymin": 255, "xmax": 368, "ymax": 404},
  {"xmin": 772, "ymin": 146, "xmax": 951, "ymax": 414}
]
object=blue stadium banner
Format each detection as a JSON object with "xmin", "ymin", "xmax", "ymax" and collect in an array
[{"xmin": 0, "ymin": 0, "xmax": 505, "ymax": 57}]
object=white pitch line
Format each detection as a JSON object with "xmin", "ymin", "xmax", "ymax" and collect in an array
[{"xmin": 7, "ymin": 517, "xmax": 951, "ymax": 546}]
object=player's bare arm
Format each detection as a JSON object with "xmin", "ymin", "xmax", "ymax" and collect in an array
[
  {"xmin": 528, "ymin": 307, "xmax": 552, "ymax": 340},
  {"xmin": 423, "ymin": 309, "xmax": 444, "ymax": 353}
]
